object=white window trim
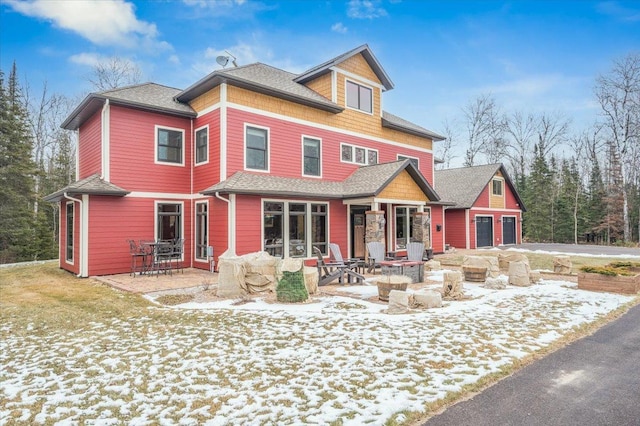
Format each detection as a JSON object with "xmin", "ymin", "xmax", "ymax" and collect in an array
[
  {"xmin": 492, "ymin": 177, "xmax": 505, "ymax": 196},
  {"xmin": 154, "ymin": 125, "xmax": 185, "ymax": 167},
  {"xmin": 394, "ymin": 205, "xmax": 417, "ymax": 250},
  {"xmin": 65, "ymin": 201, "xmax": 74, "ymax": 265},
  {"xmin": 397, "ymin": 154, "xmax": 419, "ymax": 168},
  {"xmin": 194, "ymin": 124, "xmax": 209, "ymax": 166},
  {"xmin": 344, "ymin": 78, "xmax": 374, "ymax": 116},
  {"xmin": 301, "ymin": 135, "xmax": 322, "ymax": 178},
  {"xmin": 154, "ymin": 200, "xmax": 185, "ymax": 243},
  {"xmin": 244, "ymin": 123, "xmax": 270, "ymax": 173},
  {"xmin": 261, "ymin": 199, "xmax": 330, "ymax": 259},
  {"xmin": 194, "ymin": 200, "xmax": 209, "ymax": 261},
  {"xmin": 340, "ymin": 142, "xmax": 378, "ymax": 166}
]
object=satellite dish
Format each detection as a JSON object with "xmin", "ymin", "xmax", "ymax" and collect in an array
[{"xmin": 216, "ymin": 56, "xmax": 229, "ymax": 67}]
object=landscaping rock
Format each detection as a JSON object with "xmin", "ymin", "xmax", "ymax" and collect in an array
[
  {"xmin": 443, "ymin": 271, "xmax": 464, "ymax": 299},
  {"xmin": 303, "ymin": 266, "xmax": 318, "ymax": 295},
  {"xmin": 554, "ymin": 255, "xmax": 572, "ymax": 274},
  {"xmin": 529, "ymin": 270, "xmax": 542, "ymax": 284},
  {"xmin": 424, "ymin": 259, "xmax": 441, "ymax": 271},
  {"xmin": 498, "ymin": 253, "xmax": 530, "ymax": 271},
  {"xmin": 411, "ymin": 289, "xmax": 442, "ymax": 309},
  {"xmin": 509, "ymin": 260, "xmax": 531, "ymax": 287},
  {"xmin": 386, "ymin": 290, "xmax": 410, "ymax": 314},
  {"xmin": 484, "ymin": 276, "xmax": 507, "ymax": 289},
  {"xmin": 463, "ymin": 255, "xmax": 500, "ymax": 278}
]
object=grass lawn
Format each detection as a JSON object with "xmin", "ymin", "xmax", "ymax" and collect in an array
[{"xmin": 1, "ymin": 255, "xmax": 638, "ymax": 425}]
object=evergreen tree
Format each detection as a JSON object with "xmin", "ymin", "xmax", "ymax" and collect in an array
[
  {"xmin": 585, "ymin": 160, "xmax": 607, "ymax": 243},
  {"xmin": 0, "ymin": 63, "xmax": 36, "ymax": 262},
  {"xmin": 522, "ymin": 144, "xmax": 554, "ymax": 242}
]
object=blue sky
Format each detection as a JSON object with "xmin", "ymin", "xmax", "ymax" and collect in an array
[{"xmin": 1, "ymin": 0, "xmax": 639, "ymax": 164}]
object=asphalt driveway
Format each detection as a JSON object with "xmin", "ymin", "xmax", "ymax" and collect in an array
[{"xmin": 494, "ymin": 243, "xmax": 640, "ymax": 257}]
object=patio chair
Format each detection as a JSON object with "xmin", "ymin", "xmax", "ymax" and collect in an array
[
  {"xmin": 148, "ymin": 240, "xmax": 173, "ymax": 276},
  {"xmin": 127, "ymin": 239, "xmax": 148, "ymax": 277},
  {"xmin": 314, "ymin": 247, "xmax": 364, "ymax": 286},
  {"xmin": 329, "ymin": 243, "xmax": 362, "ymax": 272},
  {"xmin": 366, "ymin": 241, "xmax": 392, "ymax": 274},
  {"xmin": 406, "ymin": 242, "xmax": 425, "ymax": 262},
  {"xmin": 170, "ymin": 238, "xmax": 185, "ymax": 274}
]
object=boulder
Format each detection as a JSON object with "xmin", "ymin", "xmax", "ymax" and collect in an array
[
  {"xmin": 498, "ymin": 253, "xmax": 530, "ymax": 271},
  {"xmin": 411, "ymin": 290, "xmax": 442, "ymax": 309},
  {"xmin": 386, "ymin": 290, "xmax": 410, "ymax": 314},
  {"xmin": 463, "ymin": 255, "xmax": 500, "ymax": 278},
  {"xmin": 424, "ymin": 259, "xmax": 442, "ymax": 271},
  {"xmin": 509, "ymin": 260, "xmax": 531, "ymax": 287},
  {"xmin": 443, "ymin": 271, "xmax": 464, "ymax": 299},
  {"xmin": 553, "ymin": 256, "xmax": 572, "ymax": 274},
  {"xmin": 529, "ymin": 270, "xmax": 542, "ymax": 284},
  {"xmin": 484, "ymin": 276, "xmax": 507, "ymax": 289}
]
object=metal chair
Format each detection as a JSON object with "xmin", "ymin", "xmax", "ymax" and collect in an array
[
  {"xmin": 127, "ymin": 239, "xmax": 148, "ymax": 277},
  {"xmin": 170, "ymin": 239, "xmax": 184, "ymax": 273}
]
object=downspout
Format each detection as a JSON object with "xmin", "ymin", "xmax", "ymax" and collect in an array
[
  {"xmin": 190, "ymin": 118, "xmax": 194, "ymax": 269},
  {"xmin": 64, "ymin": 192, "xmax": 85, "ymax": 278},
  {"xmin": 101, "ymin": 99, "xmax": 110, "ymax": 181},
  {"xmin": 215, "ymin": 191, "xmax": 236, "ymax": 256}
]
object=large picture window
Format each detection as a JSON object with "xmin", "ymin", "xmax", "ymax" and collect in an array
[
  {"xmin": 395, "ymin": 206, "xmax": 417, "ymax": 250},
  {"xmin": 246, "ymin": 126, "xmax": 268, "ymax": 171},
  {"xmin": 157, "ymin": 203, "xmax": 182, "ymax": 241},
  {"xmin": 195, "ymin": 126, "xmax": 208, "ymax": 164},
  {"xmin": 303, "ymin": 137, "xmax": 321, "ymax": 177},
  {"xmin": 263, "ymin": 201, "xmax": 328, "ymax": 258},
  {"xmin": 66, "ymin": 202, "xmax": 74, "ymax": 263},
  {"xmin": 156, "ymin": 127, "xmax": 184, "ymax": 165},
  {"xmin": 195, "ymin": 201, "xmax": 208, "ymax": 260},
  {"xmin": 346, "ymin": 80, "xmax": 373, "ymax": 113}
]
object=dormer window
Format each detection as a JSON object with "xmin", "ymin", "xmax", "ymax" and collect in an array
[
  {"xmin": 492, "ymin": 179, "xmax": 503, "ymax": 196},
  {"xmin": 346, "ymin": 80, "xmax": 372, "ymax": 114}
]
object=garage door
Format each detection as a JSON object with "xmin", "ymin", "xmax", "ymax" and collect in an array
[
  {"xmin": 502, "ymin": 217, "xmax": 516, "ymax": 245},
  {"xmin": 476, "ymin": 216, "xmax": 493, "ymax": 247}
]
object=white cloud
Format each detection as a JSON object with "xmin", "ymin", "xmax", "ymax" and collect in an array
[
  {"xmin": 168, "ymin": 55, "xmax": 181, "ymax": 66},
  {"xmin": 69, "ymin": 52, "xmax": 107, "ymax": 67},
  {"xmin": 347, "ymin": 0, "xmax": 388, "ymax": 19},
  {"xmin": 6, "ymin": 0, "xmax": 168, "ymax": 49},
  {"xmin": 596, "ymin": 1, "xmax": 640, "ymax": 22},
  {"xmin": 331, "ymin": 22, "xmax": 348, "ymax": 34}
]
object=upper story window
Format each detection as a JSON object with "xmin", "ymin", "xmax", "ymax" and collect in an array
[
  {"xmin": 303, "ymin": 137, "xmax": 321, "ymax": 177},
  {"xmin": 195, "ymin": 126, "xmax": 208, "ymax": 165},
  {"xmin": 341, "ymin": 143, "xmax": 378, "ymax": 165},
  {"xmin": 398, "ymin": 154, "xmax": 419, "ymax": 168},
  {"xmin": 245, "ymin": 125, "xmax": 269, "ymax": 171},
  {"xmin": 346, "ymin": 80, "xmax": 373, "ymax": 114},
  {"xmin": 156, "ymin": 126, "xmax": 184, "ymax": 165},
  {"xmin": 492, "ymin": 179, "xmax": 504, "ymax": 196}
]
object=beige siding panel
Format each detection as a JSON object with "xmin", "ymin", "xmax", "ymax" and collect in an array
[
  {"xmin": 190, "ymin": 86, "xmax": 221, "ymax": 113},
  {"xmin": 336, "ymin": 53, "xmax": 381, "ymax": 84},
  {"xmin": 304, "ymin": 72, "xmax": 333, "ymax": 100},
  {"xmin": 379, "ymin": 170, "xmax": 428, "ymax": 202}
]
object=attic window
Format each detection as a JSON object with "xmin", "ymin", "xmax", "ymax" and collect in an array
[
  {"xmin": 346, "ymin": 80, "xmax": 372, "ymax": 114},
  {"xmin": 492, "ymin": 179, "xmax": 503, "ymax": 196}
]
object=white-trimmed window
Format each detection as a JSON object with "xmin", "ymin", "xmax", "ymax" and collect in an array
[
  {"xmin": 156, "ymin": 126, "xmax": 184, "ymax": 165},
  {"xmin": 302, "ymin": 136, "xmax": 321, "ymax": 177},
  {"xmin": 398, "ymin": 154, "xmax": 419, "ymax": 168},
  {"xmin": 156, "ymin": 202, "xmax": 183, "ymax": 241},
  {"xmin": 65, "ymin": 202, "xmax": 74, "ymax": 263},
  {"xmin": 341, "ymin": 143, "xmax": 378, "ymax": 165},
  {"xmin": 195, "ymin": 201, "xmax": 208, "ymax": 261},
  {"xmin": 245, "ymin": 125, "xmax": 269, "ymax": 171},
  {"xmin": 395, "ymin": 206, "xmax": 417, "ymax": 250},
  {"xmin": 263, "ymin": 200, "xmax": 328, "ymax": 258},
  {"xmin": 346, "ymin": 80, "xmax": 373, "ymax": 114},
  {"xmin": 195, "ymin": 125, "xmax": 208, "ymax": 165},
  {"xmin": 492, "ymin": 178, "xmax": 504, "ymax": 196}
]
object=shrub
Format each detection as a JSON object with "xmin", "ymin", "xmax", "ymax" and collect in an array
[{"xmin": 276, "ymin": 270, "xmax": 308, "ymax": 303}]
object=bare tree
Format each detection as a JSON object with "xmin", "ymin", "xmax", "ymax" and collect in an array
[
  {"xmin": 595, "ymin": 52, "xmax": 640, "ymax": 242},
  {"xmin": 503, "ymin": 111, "xmax": 537, "ymax": 182},
  {"xmin": 536, "ymin": 112, "xmax": 571, "ymax": 159},
  {"xmin": 89, "ymin": 57, "xmax": 143, "ymax": 91},
  {"xmin": 462, "ymin": 93, "xmax": 498, "ymax": 166},
  {"xmin": 435, "ymin": 118, "xmax": 458, "ymax": 169}
]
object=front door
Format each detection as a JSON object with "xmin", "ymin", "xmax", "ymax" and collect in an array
[
  {"xmin": 350, "ymin": 207, "xmax": 367, "ymax": 258},
  {"xmin": 502, "ymin": 217, "xmax": 516, "ymax": 245},
  {"xmin": 476, "ymin": 216, "xmax": 493, "ymax": 248}
]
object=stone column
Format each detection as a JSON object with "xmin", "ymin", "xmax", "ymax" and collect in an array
[
  {"xmin": 365, "ymin": 210, "xmax": 386, "ymax": 245},
  {"xmin": 412, "ymin": 211, "xmax": 431, "ymax": 249}
]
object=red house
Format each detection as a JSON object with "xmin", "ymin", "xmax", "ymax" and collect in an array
[
  {"xmin": 46, "ymin": 44, "xmax": 454, "ymax": 277},
  {"xmin": 434, "ymin": 164, "xmax": 526, "ymax": 249}
]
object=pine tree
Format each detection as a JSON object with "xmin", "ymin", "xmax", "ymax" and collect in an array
[
  {"xmin": 0, "ymin": 63, "xmax": 36, "ymax": 262},
  {"xmin": 522, "ymin": 144, "xmax": 554, "ymax": 242},
  {"xmin": 585, "ymin": 160, "xmax": 607, "ymax": 244}
]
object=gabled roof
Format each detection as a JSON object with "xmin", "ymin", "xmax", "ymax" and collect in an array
[
  {"xmin": 202, "ymin": 160, "xmax": 441, "ymax": 202},
  {"xmin": 43, "ymin": 174, "xmax": 130, "ymax": 202},
  {"xmin": 294, "ymin": 44, "xmax": 394, "ymax": 91},
  {"xmin": 434, "ymin": 163, "xmax": 526, "ymax": 211},
  {"xmin": 61, "ymin": 83, "xmax": 196, "ymax": 130},
  {"xmin": 175, "ymin": 63, "xmax": 343, "ymax": 113},
  {"xmin": 382, "ymin": 111, "xmax": 445, "ymax": 141}
]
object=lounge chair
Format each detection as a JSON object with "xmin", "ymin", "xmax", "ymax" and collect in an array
[
  {"xmin": 329, "ymin": 243, "xmax": 362, "ymax": 272},
  {"xmin": 406, "ymin": 242, "xmax": 425, "ymax": 261},
  {"xmin": 366, "ymin": 241, "xmax": 392, "ymax": 274},
  {"xmin": 314, "ymin": 247, "xmax": 364, "ymax": 286}
]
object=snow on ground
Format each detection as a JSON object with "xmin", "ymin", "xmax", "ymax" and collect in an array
[{"xmin": 1, "ymin": 273, "xmax": 635, "ymax": 425}]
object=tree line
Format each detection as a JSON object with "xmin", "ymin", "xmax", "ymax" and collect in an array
[{"xmin": 0, "ymin": 54, "xmax": 638, "ymax": 263}]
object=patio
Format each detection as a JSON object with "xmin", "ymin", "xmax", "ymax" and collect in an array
[{"xmin": 95, "ymin": 268, "xmax": 219, "ymax": 294}]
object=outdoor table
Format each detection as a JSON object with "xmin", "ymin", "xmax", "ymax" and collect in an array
[
  {"xmin": 141, "ymin": 241, "xmax": 173, "ymax": 275},
  {"xmin": 379, "ymin": 260, "xmax": 423, "ymax": 283}
]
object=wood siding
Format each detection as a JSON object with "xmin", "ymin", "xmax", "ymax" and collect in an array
[
  {"xmin": 78, "ymin": 110, "xmax": 102, "ymax": 179},
  {"xmin": 378, "ymin": 170, "xmax": 427, "ymax": 201},
  {"xmin": 193, "ymin": 109, "xmax": 221, "ymax": 192},
  {"xmin": 444, "ymin": 209, "xmax": 468, "ymax": 250}
]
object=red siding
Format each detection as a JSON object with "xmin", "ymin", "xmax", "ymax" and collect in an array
[
  {"xmin": 225, "ymin": 108, "xmax": 435, "ymax": 183},
  {"xmin": 505, "ymin": 184, "xmax": 521, "ymax": 209},
  {"xmin": 430, "ymin": 206, "xmax": 445, "ymax": 254},
  {"xmin": 444, "ymin": 209, "xmax": 468, "ymax": 250},
  {"xmin": 78, "ymin": 111, "xmax": 102, "ymax": 179},
  {"xmin": 109, "ymin": 105, "xmax": 192, "ymax": 193},
  {"xmin": 193, "ymin": 110, "xmax": 220, "ymax": 192}
]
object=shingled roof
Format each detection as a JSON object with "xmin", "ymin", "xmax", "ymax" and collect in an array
[
  {"xmin": 62, "ymin": 83, "xmax": 196, "ymax": 130},
  {"xmin": 43, "ymin": 174, "xmax": 130, "ymax": 202},
  {"xmin": 434, "ymin": 163, "xmax": 526, "ymax": 211}
]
